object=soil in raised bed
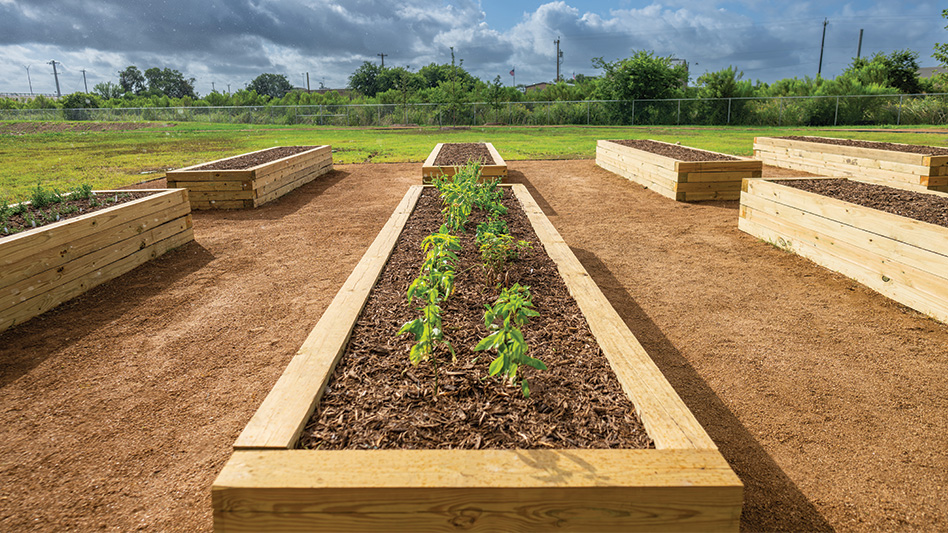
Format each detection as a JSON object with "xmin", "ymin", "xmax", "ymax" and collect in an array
[
  {"xmin": 781, "ymin": 179, "xmax": 948, "ymax": 228},
  {"xmin": 1, "ymin": 191, "xmax": 155, "ymax": 239},
  {"xmin": 780, "ymin": 136, "xmax": 948, "ymax": 156},
  {"xmin": 300, "ymin": 187, "xmax": 654, "ymax": 451},
  {"xmin": 609, "ymin": 139, "xmax": 738, "ymax": 161},
  {"xmin": 191, "ymin": 146, "xmax": 316, "ymax": 171},
  {"xmin": 432, "ymin": 142, "xmax": 496, "ymax": 166}
]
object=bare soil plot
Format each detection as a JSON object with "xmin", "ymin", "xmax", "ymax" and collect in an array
[
  {"xmin": 0, "ymin": 122, "xmax": 175, "ymax": 135},
  {"xmin": 0, "ymin": 161, "xmax": 946, "ymax": 532}
]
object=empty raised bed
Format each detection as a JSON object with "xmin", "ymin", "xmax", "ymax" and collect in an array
[
  {"xmin": 212, "ymin": 184, "xmax": 742, "ymax": 531},
  {"xmin": 754, "ymin": 136, "xmax": 948, "ymax": 193},
  {"xmin": 422, "ymin": 142, "xmax": 507, "ymax": 182},
  {"xmin": 1, "ymin": 189, "xmax": 193, "ymax": 332},
  {"xmin": 166, "ymin": 145, "xmax": 333, "ymax": 209},
  {"xmin": 596, "ymin": 139, "xmax": 762, "ymax": 201},
  {"xmin": 739, "ymin": 177, "xmax": 948, "ymax": 324}
]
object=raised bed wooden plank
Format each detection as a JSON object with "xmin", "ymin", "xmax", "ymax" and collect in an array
[
  {"xmin": 754, "ymin": 136, "xmax": 948, "ymax": 193},
  {"xmin": 421, "ymin": 142, "xmax": 508, "ymax": 182},
  {"xmin": 739, "ymin": 178, "xmax": 948, "ymax": 324},
  {"xmin": 214, "ymin": 449, "xmax": 741, "ymax": 533},
  {"xmin": 596, "ymin": 140, "xmax": 761, "ymax": 202},
  {"xmin": 234, "ymin": 186, "xmax": 423, "ymax": 449},
  {"xmin": 167, "ymin": 146, "xmax": 333, "ymax": 209},
  {"xmin": 215, "ymin": 184, "xmax": 741, "ymax": 532},
  {"xmin": 0, "ymin": 188, "xmax": 193, "ymax": 332}
]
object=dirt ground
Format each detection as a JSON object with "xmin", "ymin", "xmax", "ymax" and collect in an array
[
  {"xmin": 1, "ymin": 160, "xmax": 947, "ymax": 532},
  {"xmin": 0, "ymin": 122, "xmax": 175, "ymax": 135}
]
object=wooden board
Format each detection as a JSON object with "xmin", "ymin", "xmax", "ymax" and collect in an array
[
  {"xmin": 214, "ymin": 184, "xmax": 742, "ymax": 532},
  {"xmin": 754, "ymin": 136, "xmax": 948, "ymax": 193},
  {"xmin": 596, "ymin": 140, "xmax": 760, "ymax": 202},
  {"xmin": 739, "ymin": 178, "xmax": 948, "ymax": 324},
  {"xmin": 167, "ymin": 146, "xmax": 333, "ymax": 209},
  {"xmin": 0, "ymin": 189, "xmax": 193, "ymax": 332},
  {"xmin": 421, "ymin": 142, "xmax": 508, "ymax": 182}
]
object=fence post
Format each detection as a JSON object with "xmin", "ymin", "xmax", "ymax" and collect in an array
[
  {"xmin": 677, "ymin": 99, "xmax": 681, "ymax": 125},
  {"xmin": 779, "ymin": 98, "xmax": 783, "ymax": 127},
  {"xmin": 727, "ymin": 98, "xmax": 732, "ymax": 125},
  {"xmin": 473, "ymin": 102, "xmax": 476, "ymax": 125},
  {"xmin": 834, "ymin": 96, "xmax": 839, "ymax": 126},
  {"xmin": 897, "ymin": 95, "xmax": 903, "ymax": 125},
  {"xmin": 631, "ymin": 100, "xmax": 635, "ymax": 126},
  {"xmin": 586, "ymin": 101, "xmax": 590, "ymax": 124},
  {"xmin": 377, "ymin": 104, "xmax": 381, "ymax": 126}
]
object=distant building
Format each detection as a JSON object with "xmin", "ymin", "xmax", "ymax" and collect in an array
[
  {"xmin": 523, "ymin": 82, "xmax": 552, "ymax": 93},
  {"xmin": 0, "ymin": 92, "xmax": 59, "ymax": 102},
  {"xmin": 917, "ymin": 66, "xmax": 947, "ymax": 79}
]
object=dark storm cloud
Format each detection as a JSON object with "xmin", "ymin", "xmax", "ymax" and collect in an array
[{"xmin": 0, "ymin": 1, "xmax": 943, "ymax": 95}]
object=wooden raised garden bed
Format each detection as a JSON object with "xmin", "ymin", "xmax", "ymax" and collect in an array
[
  {"xmin": 754, "ymin": 136, "xmax": 948, "ymax": 193},
  {"xmin": 1, "ymin": 189, "xmax": 193, "ymax": 332},
  {"xmin": 422, "ymin": 142, "xmax": 507, "ymax": 182},
  {"xmin": 212, "ymin": 184, "xmax": 742, "ymax": 531},
  {"xmin": 739, "ymin": 177, "xmax": 948, "ymax": 324},
  {"xmin": 596, "ymin": 139, "xmax": 762, "ymax": 202},
  {"xmin": 166, "ymin": 145, "xmax": 333, "ymax": 209}
]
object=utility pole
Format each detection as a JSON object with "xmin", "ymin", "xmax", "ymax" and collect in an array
[
  {"xmin": 306, "ymin": 72, "xmax": 310, "ymax": 92},
  {"xmin": 817, "ymin": 18, "xmax": 828, "ymax": 78},
  {"xmin": 211, "ymin": 81, "xmax": 216, "ymax": 92},
  {"xmin": 377, "ymin": 53, "xmax": 387, "ymax": 68},
  {"xmin": 227, "ymin": 84, "xmax": 231, "ymax": 94},
  {"xmin": 856, "ymin": 29, "xmax": 864, "ymax": 59},
  {"xmin": 48, "ymin": 60, "xmax": 61, "ymax": 97},
  {"xmin": 555, "ymin": 37, "xmax": 562, "ymax": 81},
  {"xmin": 25, "ymin": 65, "xmax": 33, "ymax": 95},
  {"xmin": 80, "ymin": 69, "xmax": 88, "ymax": 92}
]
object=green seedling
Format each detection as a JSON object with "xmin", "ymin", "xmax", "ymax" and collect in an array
[{"xmin": 474, "ymin": 283, "xmax": 547, "ymax": 397}]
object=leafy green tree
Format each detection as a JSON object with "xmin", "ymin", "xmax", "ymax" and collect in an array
[
  {"xmin": 592, "ymin": 50, "xmax": 689, "ymax": 124},
  {"xmin": 248, "ymin": 73, "xmax": 293, "ymax": 99},
  {"xmin": 844, "ymin": 50, "xmax": 923, "ymax": 94},
  {"xmin": 118, "ymin": 66, "xmax": 146, "ymax": 95},
  {"xmin": 694, "ymin": 66, "xmax": 756, "ymax": 124},
  {"xmin": 60, "ymin": 92, "xmax": 102, "ymax": 109},
  {"xmin": 143, "ymin": 67, "xmax": 197, "ymax": 98},
  {"xmin": 348, "ymin": 61, "xmax": 385, "ymax": 96},
  {"xmin": 93, "ymin": 81, "xmax": 123, "ymax": 100}
]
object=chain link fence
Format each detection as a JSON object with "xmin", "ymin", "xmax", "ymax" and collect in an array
[{"xmin": 3, "ymin": 93, "xmax": 947, "ymax": 127}]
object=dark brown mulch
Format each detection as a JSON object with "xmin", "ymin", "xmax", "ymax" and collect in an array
[
  {"xmin": 299, "ymin": 187, "xmax": 654, "ymax": 451},
  {"xmin": 191, "ymin": 146, "xmax": 316, "ymax": 171},
  {"xmin": 780, "ymin": 179, "xmax": 948, "ymax": 228},
  {"xmin": 1, "ymin": 191, "xmax": 155, "ymax": 238},
  {"xmin": 433, "ymin": 143, "xmax": 495, "ymax": 166},
  {"xmin": 608, "ymin": 139, "xmax": 738, "ymax": 161},
  {"xmin": 780, "ymin": 136, "xmax": 948, "ymax": 156},
  {"xmin": 0, "ymin": 122, "xmax": 175, "ymax": 135}
]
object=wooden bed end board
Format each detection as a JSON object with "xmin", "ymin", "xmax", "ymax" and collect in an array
[{"xmin": 422, "ymin": 142, "xmax": 508, "ymax": 179}]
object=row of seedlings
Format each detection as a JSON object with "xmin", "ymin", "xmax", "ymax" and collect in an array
[{"xmin": 398, "ymin": 162, "xmax": 547, "ymax": 398}]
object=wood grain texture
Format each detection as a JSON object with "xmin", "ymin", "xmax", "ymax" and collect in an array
[
  {"xmin": 213, "ymin": 449, "xmax": 741, "ymax": 532},
  {"xmin": 596, "ymin": 140, "xmax": 759, "ymax": 202},
  {"xmin": 0, "ymin": 189, "xmax": 192, "ymax": 332},
  {"xmin": 739, "ymin": 178, "xmax": 948, "ymax": 324},
  {"xmin": 167, "ymin": 146, "xmax": 333, "ymax": 209},
  {"xmin": 754, "ymin": 136, "xmax": 948, "ymax": 192}
]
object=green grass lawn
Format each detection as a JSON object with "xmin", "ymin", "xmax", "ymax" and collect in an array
[{"xmin": 2, "ymin": 121, "xmax": 947, "ymax": 201}]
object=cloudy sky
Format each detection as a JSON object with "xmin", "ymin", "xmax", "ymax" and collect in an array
[{"xmin": 0, "ymin": 0, "xmax": 945, "ymax": 97}]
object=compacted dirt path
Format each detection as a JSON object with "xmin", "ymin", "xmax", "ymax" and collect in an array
[{"xmin": 1, "ymin": 160, "xmax": 947, "ymax": 531}]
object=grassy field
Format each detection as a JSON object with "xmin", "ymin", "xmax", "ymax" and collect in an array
[{"xmin": 2, "ymin": 120, "xmax": 947, "ymax": 201}]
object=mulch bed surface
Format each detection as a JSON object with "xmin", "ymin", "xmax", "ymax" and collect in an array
[
  {"xmin": 300, "ymin": 187, "xmax": 653, "ymax": 451},
  {"xmin": 432, "ymin": 143, "xmax": 495, "ymax": 166},
  {"xmin": 780, "ymin": 136, "xmax": 948, "ymax": 156},
  {"xmin": 1, "ymin": 191, "xmax": 155, "ymax": 238},
  {"xmin": 0, "ymin": 122, "xmax": 175, "ymax": 135},
  {"xmin": 609, "ymin": 139, "xmax": 738, "ymax": 161},
  {"xmin": 781, "ymin": 179, "xmax": 948, "ymax": 228},
  {"xmin": 192, "ymin": 146, "xmax": 316, "ymax": 171}
]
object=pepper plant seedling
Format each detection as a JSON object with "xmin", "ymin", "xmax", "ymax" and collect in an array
[{"xmin": 473, "ymin": 283, "xmax": 547, "ymax": 397}]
